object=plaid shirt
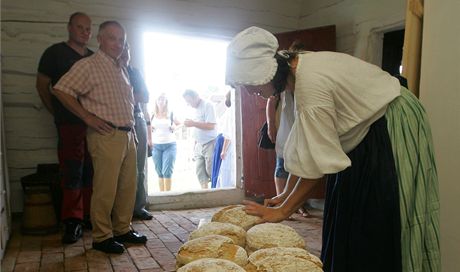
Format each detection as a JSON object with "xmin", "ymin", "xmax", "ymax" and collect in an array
[{"xmin": 54, "ymin": 50, "xmax": 134, "ymax": 127}]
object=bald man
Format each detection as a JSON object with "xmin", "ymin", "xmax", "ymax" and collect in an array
[{"xmin": 53, "ymin": 21, "xmax": 147, "ymax": 253}]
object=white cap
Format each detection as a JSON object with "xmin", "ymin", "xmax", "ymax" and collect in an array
[{"xmin": 226, "ymin": 26, "xmax": 279, "ymax": 86}]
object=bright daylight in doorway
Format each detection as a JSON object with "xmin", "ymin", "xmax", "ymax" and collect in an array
[{"xmin": 143, "ymin": 31, "xmax": 232, "ymax": 194}]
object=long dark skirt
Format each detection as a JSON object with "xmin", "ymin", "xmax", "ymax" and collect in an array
[{"xmin": 321, "ymin": 117, "xmax": 402, "ymax": 272}]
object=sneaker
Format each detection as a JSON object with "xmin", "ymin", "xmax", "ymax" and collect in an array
[
  {"xmin": 114, "ymin": 230, "xmax": 147, "ymax": 244},
  {"xmin": 133, "ymin": 209, "xmax": 153, "ymax": 220},
  {"xmin": 92, "ymin": 238, "xmax": 125, "ymax": 254},
  {"xmin": 62, "ymin": 220, "xmax": 83, "ymax": 244}
]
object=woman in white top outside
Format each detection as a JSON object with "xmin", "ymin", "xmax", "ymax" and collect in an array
[
  {"xmin": 226, "ymin": 27, "xmax": 440, "ymax": 272},
  {"xmin": 151, "ymin": 93, "xmax": 180, "ymax": 191}
]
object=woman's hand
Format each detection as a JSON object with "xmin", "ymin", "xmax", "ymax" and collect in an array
[
  {"xmin": 267, "ymin": 122, "xmax": 277, "ymax": 143},
  {"xmin": 147, "ymin": 125, "xmax": 153, "ymax": 147},
  {"xmin": 220, "ymin": 150, "xmax": 227, "ymax": 160},
  {"xmin": 243, "ymin": 200, "xmax": 290, "ymax": 223},
  {"xmin": 264, "ymin": 193, "xmax": 287, "ymax": 207}
]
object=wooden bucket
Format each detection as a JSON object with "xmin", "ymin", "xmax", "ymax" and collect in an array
[{"xmin": 21, "ymin": 173, "xmax": 59, "ymax": 234}]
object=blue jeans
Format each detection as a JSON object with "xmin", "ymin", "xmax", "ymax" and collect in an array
[
  {"xmin": 152, "ymin": 142, "xmax": 177, "ymax": 178},
  {"xmin": 275, "ymin": 157, "xmax": 289, "ymax": 179}
]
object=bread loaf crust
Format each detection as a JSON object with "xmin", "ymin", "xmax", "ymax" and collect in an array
[
  {"xmin": 177, "ymin": 258, "xmax": 246, "ymax": 272},
  {"xmin": 246, "ymin": 223, "xmax": 306, "ymax": 254},
  {"xmin": 189, "ymin": 222, "xmax": 247, "ymax": 247},
  {"xmin": 245, "ymin": 247, "xmax": 323, "ymax": 272},
  {"xmin": 212, "ymin": 205, "xmax": 260, "ymax": 230},
  {"xmin": 176, "ymin": 235, "xmax": 248, "ymax": 268}
]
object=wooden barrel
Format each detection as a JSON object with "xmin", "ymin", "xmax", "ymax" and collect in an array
[
  {"xmin": 21, "ymin": 173, "xmax": 59, "ymax": 235},
  {"xmin": 22, "ymin": 190, "xmax": 58, "ymax": 234}
]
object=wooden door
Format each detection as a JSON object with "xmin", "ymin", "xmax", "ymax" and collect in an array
[{"xmin": 242, "ymin": 25, "xmax": 336, "ymax": 199}]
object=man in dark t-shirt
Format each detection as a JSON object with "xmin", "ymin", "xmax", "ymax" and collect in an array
[{"xmin": 36, "ymin": 12, "xmax": 93, "ymax": 244}]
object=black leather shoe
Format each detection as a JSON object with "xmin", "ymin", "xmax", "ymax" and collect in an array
[
  {"xmin": 92, "ymin": 238, "xmax": 125, "ymax": 254},
  {"xmin": 83, "ymin": 218, "xmax": 92, "ymax": 230},
  {"xmin": 133, "ymin": 209, "xmax": 153, "ymax": 220},
  {"xmin": 62, "ymin": 220, "xmax": 83, "ymax": 244},
  {"xmin": 114, "ymin": 230, "xmax": 147, "ymax": 244}
]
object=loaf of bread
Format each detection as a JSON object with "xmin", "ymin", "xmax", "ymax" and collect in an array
[
  {"xmin": 245, "ymin": 247, "xmax": 323, "ymax": 271},
  {"xmin": 246, "ymin": 223, "xmax": 306, "ymax": 254},
  {"xmin": 189, "ymin": 222, "xmax": 247, "ymax": 247},
  {"xmin": 211, "ymin": 205, "xmax": 260, "ymax": 230},
  {"xmin": 176, "ymin": 234, "xmax": 248, "ymax": 268},
  {"xmin": 177, "ymin": 258, "xmax": 246, "ymax": 272}
]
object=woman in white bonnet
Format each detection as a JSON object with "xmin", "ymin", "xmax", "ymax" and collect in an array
[{"xmin": 226, "ymin": 26, "xmax": 440, "ymax": 272}]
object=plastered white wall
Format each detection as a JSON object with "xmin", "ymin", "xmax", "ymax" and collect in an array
[
  {"xmin": 419, "ymin": 1, "xmax": 460, "ymax": 271},
  {"xmin": 298, "ymin": 0, "xmax": 406, "ymax": 64}
]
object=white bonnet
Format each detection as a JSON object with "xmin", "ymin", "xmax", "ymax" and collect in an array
[{"xmin": 226, "ymin": 26, "xmax": 279, "ymax": 86}]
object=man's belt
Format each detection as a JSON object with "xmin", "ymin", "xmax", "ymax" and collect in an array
[{"xmin": 107, "ymin": 122, "xmax": 132, "ymax": 132}]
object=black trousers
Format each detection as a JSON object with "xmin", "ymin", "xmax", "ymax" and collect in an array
[{"xmin": 321, "ymin": 117, "xmax": 402, "ymax": 272}]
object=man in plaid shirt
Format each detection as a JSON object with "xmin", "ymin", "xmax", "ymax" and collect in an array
[{"xmin": 53, "ymin": 21, "xmax": 147, "ymax": 254}]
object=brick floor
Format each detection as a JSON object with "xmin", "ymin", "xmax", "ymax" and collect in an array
[{"xmin": 1, "ymin": 207, "xmax": 322, "ymax": 271}]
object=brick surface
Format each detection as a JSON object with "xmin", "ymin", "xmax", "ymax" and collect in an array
[
  {"xmin": 110, "ymin": 253, "xmax": 133, "ymax": 266},
  {"xmin": 87, "ymin": 261, "xmax": 113, "ymax": 271},
  {"xmin": 16, "ymin": 251, "xmax": 41, "ymax": 264},
  {"xmin": 42, "ymin": 240, "xmax": 64, "ymax": 253},
  {"xmin": 132, "ymin": 257, "xmax": 160, "ymax": 270},
  {"xmin": 13, "ymin": 262, "xmax": 40, "ymax": 272},
  {"xmin": 1, "ymin": 207, "xmax": 323, "ymax": 272},
  {"xmin": 64, "ymin": 246, "xmax": 85, "ymax": 258},
  {"xmin": 39, "ymin": 262, "xmax": 64, "ymax": 272},
  {"xmin": 85, "ymin": 249, "xmax": 110, "ymax": 263},
  {"xmin": 63, "ymin": 255, "xmax": 87, "ymax": 271},
  {"xmin": 112, "ymin": 264, "xmax": 138, "ymax": 272},
  {"xmin": 41, "ymin": 252, "xmax": 64, "ymax": 264},
  {"xmin": 127, "ymin": 246, "xmax": 150, "ymax": 259}
]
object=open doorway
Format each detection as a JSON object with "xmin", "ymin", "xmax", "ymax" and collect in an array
[
  {"xmin": 382, "ymin": 29, "xmax": 406, "ymax": 86},
  {"xmin": 382, "ymin": 29, "xmax": 405, "ymax": 75},
  {"xmin": 142, "ymin": 31, "xmax": 237, "ymax": 198}
]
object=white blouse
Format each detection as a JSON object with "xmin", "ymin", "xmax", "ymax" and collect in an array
[
  {"xmin": 152, "ymin": 117, "xmax": 176, "ymax": 144},
  {"xmin": 284, "ymin": 52, "xmax": 401, "ymax": 179}
]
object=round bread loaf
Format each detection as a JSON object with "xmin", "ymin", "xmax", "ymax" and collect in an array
[
  {"xmin": 212, "ymin": 205, "xmax": 260, "ymax": 230},
  {"xmin": 246, "ymin": 247, "xmax": 323, "ymax": 271},
  {"xmin": 177, "ymin": 258, "xmax": 246, "ymax": 272},
  {"xmin": 189, "ymin": 222, "xmax": 247, "ymax": 247},
  {"xmin": 176, "ymin": 234, "xmax": 248, "ymax": 268},
  {"xmin": 246, "ymin": 223, "xmax": 305, "ymax": 254}
]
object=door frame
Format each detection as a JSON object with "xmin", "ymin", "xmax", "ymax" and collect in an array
[
  {"xmin": 146, "ymin": 90, "xmax": 245, "ymax": 210},
  {"xmin": 366, "ymin": 20, "xmax": 405, "ymax": 66}
]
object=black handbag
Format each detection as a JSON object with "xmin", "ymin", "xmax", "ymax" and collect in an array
[{"xmin": 257, "ymin": 121, "xmax": 275, "ymax": 149}]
